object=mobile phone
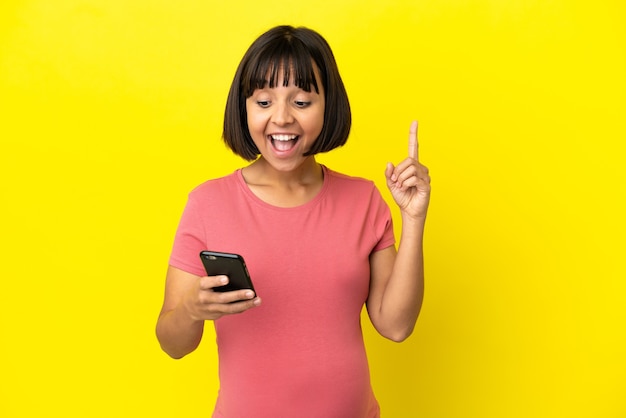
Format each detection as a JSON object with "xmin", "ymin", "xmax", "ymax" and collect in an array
[{"xmin": 199, "ymin": 251, "xmax": 255, "ymax": 294}]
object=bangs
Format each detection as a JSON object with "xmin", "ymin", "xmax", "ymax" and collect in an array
[{"xmin": 241, "ymin": 38, "xmax": 321, "ymax": 97}]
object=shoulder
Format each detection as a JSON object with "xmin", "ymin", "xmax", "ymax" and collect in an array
[
  {"xmin": 324, "ymin": 166, "xmax": 383, "ymax": 200},
  {"xmin": 325, "ymin": 166, "xmax": 376, "ymax": 190},
  {"xmin": 181, "ymin": 171, "xmax": 245, "ymax": 214},
  {"xmin": 188, "ymin": 170, "xmax": 241, "ymax": 200}
]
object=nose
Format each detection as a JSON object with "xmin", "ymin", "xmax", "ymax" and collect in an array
[{"xmin": 272, "ymin": 101, "xmax": 294, "ymax": 126}]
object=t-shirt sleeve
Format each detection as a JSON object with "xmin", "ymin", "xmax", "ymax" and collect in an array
[
  {"xmin": 371, "ymin": 186, "xmax": 396, "ymax": 252},
  {"xmin": 168, "ymin": 194, "xmax": 207, "ymax": 277}
]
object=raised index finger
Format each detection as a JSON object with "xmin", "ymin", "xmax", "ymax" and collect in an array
[{"xmin": 408, "ymin": 120, "xmax": 419, "ymax": 161}]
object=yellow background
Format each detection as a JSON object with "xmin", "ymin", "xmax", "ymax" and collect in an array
[{"xmin": 1, "ymin": 0, "xmax": 625, "ymax": 417}]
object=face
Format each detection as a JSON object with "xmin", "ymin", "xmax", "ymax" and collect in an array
[{"xmin": 245, "ymin": 65, "xmax": 325, "ymax": 173}]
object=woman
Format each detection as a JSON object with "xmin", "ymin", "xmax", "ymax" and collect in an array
[{"xmin": 156, "ymin": 25, "xmax": 430, "ymax": 417}]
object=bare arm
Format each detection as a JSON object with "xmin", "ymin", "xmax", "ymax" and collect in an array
[
  {"xmin": 367, "ymin": 216, "xmax": 425, "ymax": 342},
  {"xmin": 156, "ymin": 265, "xmax": 261, "ymax": 359},
  {"xmin": 366, "ymin": 121, "xmax": 430, "ymax": 342}
]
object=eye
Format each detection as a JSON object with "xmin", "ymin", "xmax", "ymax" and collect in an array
[
  {"xmin": 294, "ymin": 101, "xmax": 311, "ymax": 108},
  {"xmin": 256, "ymin": 100, "xmax": 270, "ymax": 108}
]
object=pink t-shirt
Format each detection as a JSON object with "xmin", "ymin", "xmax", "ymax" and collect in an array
[{"xmin": 169, "ymin": 165, "xmax": 395, "ymax": 418}]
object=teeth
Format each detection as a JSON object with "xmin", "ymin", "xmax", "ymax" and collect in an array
[{"xmin": 271, "ymin": 134, "xmax": 297, "ymax": 141}]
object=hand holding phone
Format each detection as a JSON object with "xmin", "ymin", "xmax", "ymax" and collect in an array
[{"xmin": 199, "ymin": 251, "xmax": 256, "ymax": 295}]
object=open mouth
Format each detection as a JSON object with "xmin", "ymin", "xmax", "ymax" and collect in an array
[{"xmin": 270, "ymin": 134, "xmax": 299, "ymax": 152}]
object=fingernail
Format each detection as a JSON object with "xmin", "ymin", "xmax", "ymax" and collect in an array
[
  {"xmin": 220, "ymin": 276, "xmax": 228, "ymax": 284},
  {"xmin": 245, "ymin": 291, "xmax": 254, "ymax": 299}
]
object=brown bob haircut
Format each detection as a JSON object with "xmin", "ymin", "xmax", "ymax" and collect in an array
[{"xmin": 223, "ymin": 25, "xmax": 351, "ymax": 161}]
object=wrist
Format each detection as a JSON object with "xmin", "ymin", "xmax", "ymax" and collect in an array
[
  {"xmin": 180, "ymin": 298, "xmax": 205, "ymax": 324},
  {"xmin": 401, "ymin": 210, "xmax": 427, "ymax": 225}
]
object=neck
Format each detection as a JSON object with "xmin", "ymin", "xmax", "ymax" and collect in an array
[
  {"xmin": 241, "ymin": 157, "xmax": 325, "ymax": 208},
  {"xmin": 245, "ymin": 156, "xmax": 323, "ymax": 188}
]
